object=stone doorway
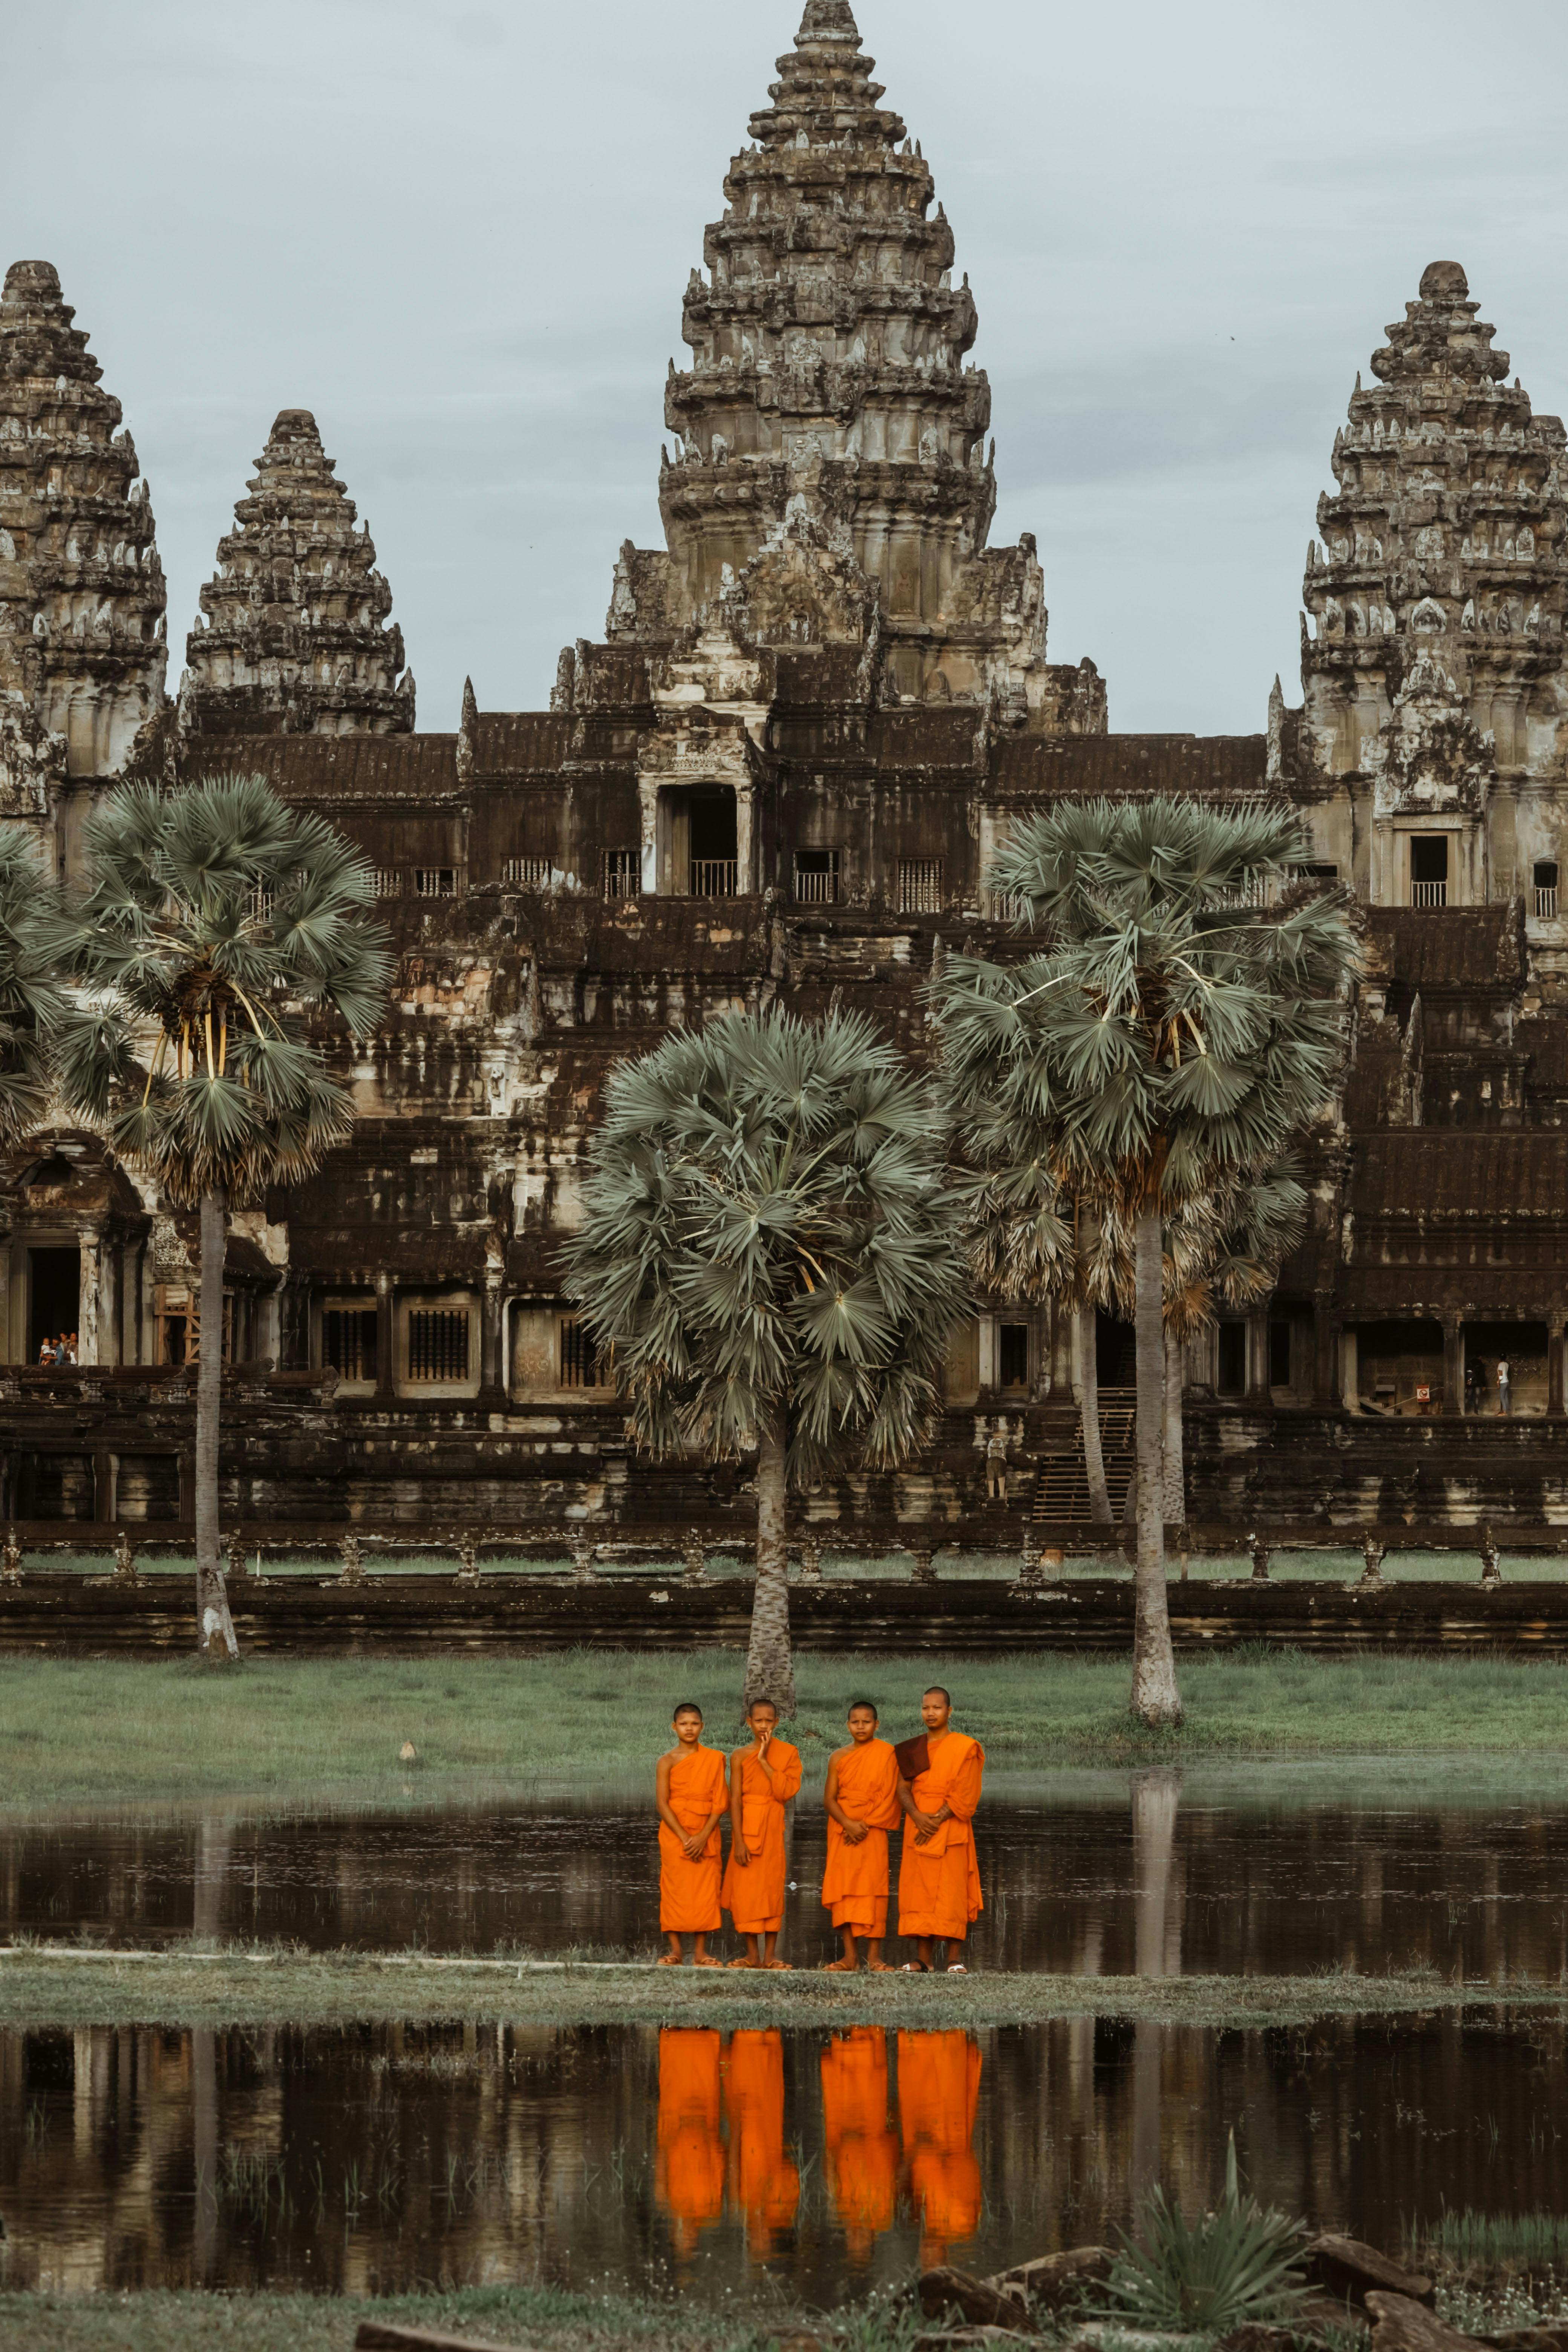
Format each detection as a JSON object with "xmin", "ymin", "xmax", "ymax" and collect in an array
[{"xmin": 28, "ymin": 1246, "xmax": 79, "ymax": 1362}]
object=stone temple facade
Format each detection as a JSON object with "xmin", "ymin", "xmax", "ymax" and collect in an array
[{"xmin": 4, "ymin": 0, "xmax": 1568, "ymax": 1539}]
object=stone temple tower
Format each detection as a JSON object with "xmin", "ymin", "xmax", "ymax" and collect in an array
[
  {"xmin": 1291, "ymin": 260, "xmax": 1568, "ymax": 913},
  {"xmin": 182, "ymin": 407, "xmax": 414, "ymax": 737},
  {"xmin": 590, "ymin": 0, "xmax": 1093, "ymax": 728},
  {"xmin": 0, "ymin": 260, "xmax": 167, "ymax": 831}
]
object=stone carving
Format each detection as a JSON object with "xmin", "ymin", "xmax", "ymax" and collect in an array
[
  {"xmin": 182, "ymin": 408, "xmax": 414, "ymax": 737},
  {"xmin": 0, "ymin": 260, "xmax": 167, "ymax": 779},
  {"xmin": 1302, "ymin": 259, "xmax": 1568, "ymax": 782}
]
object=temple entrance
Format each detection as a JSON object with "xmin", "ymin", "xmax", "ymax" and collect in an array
[
  {"xmin": 28, "ymin": 1247, "xmax": 79, "ymax": 1362},
  {"xmin": 1095, "ymin": 1311, "xmax": 1135, "ymax": 1390},
  {"xmin": 657, "ymin": 785, "xmax": 738, "ymax": 898}
]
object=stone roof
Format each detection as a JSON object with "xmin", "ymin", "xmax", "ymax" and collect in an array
[
  {"xmin": 182, "ymin": 408, "xmax": 414, "ymax": 738},
  {"xmin": 990, "ymin": 734, "xmax": 1268, "ymax": 798},
  {"xmin": 1350, "ymin": 1130, "xmax": 1568, "ymax": 1219},
  {"xmin": 1362, "ymin": 903, "xmax": 1525, "ymax": 993},
  {"xmin": 189, "ymin": 732, "xmax": 457, "ymax": 798}
]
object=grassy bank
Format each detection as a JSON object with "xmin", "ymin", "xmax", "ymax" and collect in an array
[
  {"xmin": 18, "ymin": 1542, "xmax": 1568, "ymax": 1579},
  {"xmin": 0, "ymin": 1943, "xmax": 1559, "ymax": 2031},
  {"xmin": 0, "ymin": 2283, "xmax": 839, "ymax": 2352},
  {"xmin": 3, "ymin": 1647, "xmax": 1568, "ymax": 1810}
]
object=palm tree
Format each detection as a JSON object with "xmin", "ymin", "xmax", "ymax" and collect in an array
[
  {"xmin": 937, "ymin": 798, "xmax": 1355, "ymax": 1726},
  {"xmin": 563, "ymin": 1008, "xmax": 969, "ymax": 1715},
  {"xmin": 0, "ymin": 830, "xmax": 74, "ymax": 1146},
  {"xmin": 51, "ymin": 775, "xmax": 391, "ymax": 1660}
]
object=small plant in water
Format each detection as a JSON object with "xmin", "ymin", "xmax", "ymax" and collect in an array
[{"xmin": 1095, "ymin": 2133, "xmax": 1309, "ymax": 2335}]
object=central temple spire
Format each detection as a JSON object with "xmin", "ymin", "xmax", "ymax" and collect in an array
[{"xmin": 652, "ymin": 5, "xmax": 996, "ymax": 666}]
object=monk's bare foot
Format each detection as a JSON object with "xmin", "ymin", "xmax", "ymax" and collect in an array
[
  {"xmin": 657, "ymin": 1953, "xmax": 684, "ymax": 1967},
  {"xmin": 763, "ymin": 1958, "xmax": 793, "ymax": 1971},
  {"xmin": 819, "ymin": 1958, "xmax": 857, "ymax": 1972},
  {"xmin": 692, "ymin": 1955, "xmax": 723, "ymax": 1968},
  {"xmin": 866, "ymin": 1959, "xmax": 894, "ymax": 1972},
  {"xmin": 728, "ymin": 1957, "xmax": 760, "ymax": 1969}
]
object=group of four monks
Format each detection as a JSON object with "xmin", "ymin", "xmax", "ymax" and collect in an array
[{"xmin": 655, "ymin": 1686, "xmax": 984, "ymax": 1971}]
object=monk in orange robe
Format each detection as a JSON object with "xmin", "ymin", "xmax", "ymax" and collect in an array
[
  {"xmin": 721, "ymin": 1697, "xmax": 802, "ymax": 1969},
  {"xmin": 821, "ymin": 2027, "xmax": 897, "ymax": 2263},
  {"xmin": 655, "ymin": 2027, "xmax": 725, "ymax": 2255},
  {"xmin": 657, "ymin": 1703, "xmax": 728, "ymax": 1965},
  {"xmin": 899, "ymin": 2029, "xmax": 983, "ymax": 2268},
  {"xmin": 724, "ymin": 2027, "xmax": 800, "ymax": 2257},
  {"xmin": 897, "ymin": 1686, "xmax": 984, "ymax": 1972},
  {"xmin": 820, "ymin": 1699, "xmax": 902, "ymax": 1972}
]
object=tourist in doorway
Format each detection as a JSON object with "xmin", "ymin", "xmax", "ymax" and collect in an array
[
  {"xmin": 62, "ymin": 1331, "xmax": 78, "ymax": 1366},
  {"xmin": 1497, "ymin": 1356, "xmax": 1512, "ymax": 1416},
  {"xmin": 1465, "ymin": 1361, "xmax": 1482, "ymax": 1415},
  {"xmin": 36, "ymin": 1334, "xmax": 55, "ymax": 1367}
]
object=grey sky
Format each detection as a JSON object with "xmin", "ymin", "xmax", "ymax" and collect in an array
[{"xmin": 7, "ymin": 0, "xmax": 1567, "ymax": 737}]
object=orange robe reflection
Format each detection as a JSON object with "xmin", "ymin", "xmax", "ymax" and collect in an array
[
  {"xmin": 720, "ymin": 1740, "xmax": 803, "ymax": 1934},
  {"xmin": 724, "ymin": 2028, "xmax": 800, "ymax": 2256},
  {"xmin": 655, "ymin": 2028, "xmax": 725, "ymax": 2255},
  {"xmin": 821, "ymin": 2027, "xmax": 898, "ymax": 2263},
  {"xmin": 821, "ymin": 1738, "xmax": 902, "ymax": 1939},
  {"xmin": 899, "ymin": 2030, "xmax": 982, "ymax": 2267},
  {"xmin": 897, "ymin": 1731, "xmax": 984, "ymax": 1943}
]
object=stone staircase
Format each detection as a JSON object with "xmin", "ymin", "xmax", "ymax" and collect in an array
[{"xmin": 1031, "ymin": 1390, "xmax": 1136, "ymax": 1524}]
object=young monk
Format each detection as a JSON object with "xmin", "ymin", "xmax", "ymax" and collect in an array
[
  {"xmin": 656, "ymin": 1702, "xmax": 729, "ymax": 1966},
  {"xmin": 896, "ymin": 1685, "xmax": 985, "ymax": 1974},
  {"xmin": 721, "ymin": 1695, "xmax": 802, "ymax": 1969},
  {"xmin": 820, "ymin": 1698, "xmax": 902, "ymax": 1972}
]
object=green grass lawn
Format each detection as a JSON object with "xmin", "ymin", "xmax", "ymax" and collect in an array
[
  {"xmin": 0, "ymin": 1943, "xmax": 1554, "ymax": 2032},
  {"xmin": 3, "ymin": 1645, "xmax": 1567, "ymax": 1811},
  {"xmin": 0, "ymin": 2283, "xmax": 840, "ymax": 2352},
  {"xmin": 15, "ymin": 1542, "xmax": 1568, "ymax": 1579}
]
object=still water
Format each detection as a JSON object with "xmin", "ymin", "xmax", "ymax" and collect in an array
[
  {"xmin": 7, "ymin": 1779, "xmax": 1568, "ymax": 1979},
  {"xmin": 2, "ymin": 2012, "xmax": 1566, "ymax": 2301}
]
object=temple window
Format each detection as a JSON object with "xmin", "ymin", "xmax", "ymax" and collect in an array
[
  {"xmin": 602, "ymin": 849, "xmax": 641, "ymax": 900},
  {"xmin": 899, "ymin": 858, "xmax": 943, "ymax": 914},
  {"xmin": 559, "ymin": 1317, "xmax": 606, "ymax": 1390},
  {"xmin": 998, "ymin": 1322, "xmax": 1031, "ymax": 1393},
  {"xmin": 322, "ymin": 1305, "xmax": 377, "ymax": 1384},
  {"xmin": 372, "ymin": 870, "xmax": 404, "ymax": 899},
  {"xmin": 1410, "ymin": 836, "xmax": 1449, "ymax": 908},
  {"xmin": 793, "ymin": 848, "xmax": 840, "ymax": 905},
  {"xmin": 414, "ymin": 867, "xmax": 457, "ymax": 899},
  {"xmin": 504, "ymin": 857, "xmax": 552, "ymax": 889},
  {"xmin": 1535, "ymin": 861, "xmax": 1559, "ymax": 919},
  {"xmin": 407, "ymin": 1308, "xmax": 470, "ymax": 1383}
]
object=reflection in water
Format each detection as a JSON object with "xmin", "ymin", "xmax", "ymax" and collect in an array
[
  {"xmin": 657, "ymin": 2030, "xmax": 725, "ymax": 2256},
  {"xmin": 900, "ymin": 2032, "xmax": 982, "ymax": 2270},
  {"xmin": 821, "ymin": 2029, "xmax": 898, "ymax": 2265},
  {"xmin": 725, "ymin": 2032, "xmax": 801, "ymax": 2259},
  {"xmin": 13, "ymin": 1783, "xmax": 1568, "ymax": 1981},
  {"xmin": 5, "ymin": 2014, "xmax": 1568, "ymax": 2303}
]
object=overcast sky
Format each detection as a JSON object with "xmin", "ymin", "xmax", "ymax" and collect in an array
[{"xmin": 6, "ymin": 0, "xmax": 1568, "ymax": 738}]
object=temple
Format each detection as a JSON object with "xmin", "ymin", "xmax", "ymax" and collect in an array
[{"xmin": 2, "ymin": 3, "xmax": 1568, "ymax": 1539}]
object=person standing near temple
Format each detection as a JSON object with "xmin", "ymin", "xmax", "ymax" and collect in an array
[
  {"xmin": 820, "ymin": 1700, "xmax": 902, "ymax": 1972},
  {"xmin": 722, "ymin": 1696, "xmax": 801, "ymax": 1969},
  {"xmin": 896, "ymin": 1687, "xmax": 984, "ymax": 1973},
  {"xmin": 1497, "ymin": 1355, "xmax": 1512, "ymax": 1417}
]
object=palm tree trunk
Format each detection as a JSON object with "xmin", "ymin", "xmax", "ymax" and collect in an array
[
  {"xmin": 745, "ymin": 1403, "xmax": 796, "ymax": 1718},
  {"xmin": 1131, "ymin": 1196, "xmax": 1180, "ymax": 1725},
  {"xmin": 1162, "ymin": 1325, "xmax": 1186, "ymax": 1524},
  {"xmin": 195, "ymin": 1186, "xmax": 238, "ymax": 1663},
  {"xmin": 1075, "ymin": 1299, "xmax": 1112, "ymax": 1524}
]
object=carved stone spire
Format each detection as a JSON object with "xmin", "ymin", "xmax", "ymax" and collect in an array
[
  {"xmin": 182, "ymin": 408, "xmax": 413, "ymax": 737},
  {"xmin": 1302, "ymin": 260, "xmax": 1568, "ymax": 774},
  {"xmin": 655, "ymin": 7, "xmax": 995, "ymax": 634},
  {"xmin": 0, "ymin": 259, "xmax": 167, "ymax": 776}
]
